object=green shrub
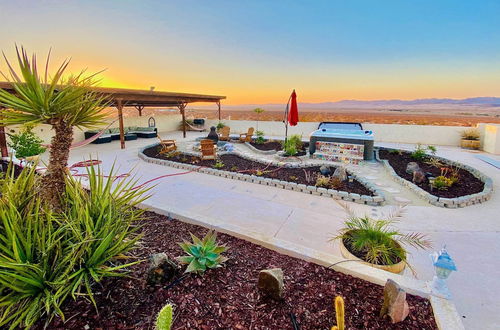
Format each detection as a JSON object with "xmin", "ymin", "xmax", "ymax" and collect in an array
[
  {"xmin": 0, "ymin": 165, "xmax": 148, "ymax": 329},
  {"xmin": 315, "ymin": 175, "xmax": 330, "ymax": 188},
  {"xmin": 7, "ymin": 125, "xmax": 46, "ymax": 158},
  {"xmin": 288, "ymin": 134, "xmax": 303, "ymax": 150},
  {"xmin": 410, "ymin": 144, "xmax": 427, "ymax": 161},
  {"xmin": 331, "ymin": 204, "xmax": 431, "ymax": 266},
  {"xmin": 255, "ymin": 130, "xmax": 266, "ymax": 144},
  {"xmin": 177, "ymin": 231, "xmax": 228, "ymax": 274},
  {"xmin": 156, "ymin": 304, "xmax": 173, "ymax": 330},
  {"xmin": 282, "ymin": 139, "xmax": 297, "ymax": 156},
  {"xmin": 427, "ymin": 145, "xmax": 437, "ymax": 155},
  {"xmin": 213, "ymin": 160, "xmax": 225, "ymax": 169},
  {"xmin": 432, "ymin": 175, "xmax": 454, "ymax": 190},
  {"xmin": 216, "ymin": 122, "xmax": 226, "ymax": 130}
]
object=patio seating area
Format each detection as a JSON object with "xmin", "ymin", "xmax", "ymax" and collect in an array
[{"xmin": 60, "ymin": 129, "xmax": 500, "ymax": 330}]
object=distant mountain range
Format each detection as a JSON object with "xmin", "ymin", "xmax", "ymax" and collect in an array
[{"xmin": 202, "ymin": 97, "xmax": 500, "ymax": 110}]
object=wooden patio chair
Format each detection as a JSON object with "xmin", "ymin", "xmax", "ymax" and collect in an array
[
  {"xmin": 200, "ymin": 139, "xmax": 217, "ymax": 160},
  {"xmin": 239, "ymin": 127, "xmax": 254, "ymax": 143},
  {"xmin": 218, "ymin": 126, "xmax": 231, "ymax": 141},
  {"xmin": 157, "ymin": 136, "xmax": 177, "ymax": 154}
]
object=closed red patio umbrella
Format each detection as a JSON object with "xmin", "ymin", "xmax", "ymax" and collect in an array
[{"xmin": 288, "ymin": 89, "xmax": 298, "ymax": 126}]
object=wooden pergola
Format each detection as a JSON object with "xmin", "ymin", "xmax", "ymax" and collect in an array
[{"xmin": 0, "ymin": 82, "xmax": 226, "ymax": 156}]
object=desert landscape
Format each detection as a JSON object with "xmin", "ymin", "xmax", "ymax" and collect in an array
[{"xmin": 123, "ymin": 101, "xmax": 500, "ymax": 126}]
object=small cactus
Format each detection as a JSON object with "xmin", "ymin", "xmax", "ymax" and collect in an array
[
  {"xmin": 156, "ymin": 303, "xmax": 173, "ymax": 330},
  {"xmin": 333, "ymin": 296, "xmax": 345, "ymax": 330}
]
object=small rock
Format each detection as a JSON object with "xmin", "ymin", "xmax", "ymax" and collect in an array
[
  {"xmin": 406, "ymin": 162, "xmax": 420, "ymax": 175},
  {"xmin": 257, "ymin": 268, "xmax": 284, "ymax": 300},
  {"xmin": 380, "ymin": 279, "xmax": 409, "ymax": 323},
  {"xmin": 412, "ymin": 169, "xmax": 426, "ymax": 184},
  {"xmin": 332, "ymin": 166, "xmax": 347, "ymax": 181},
  {"xmin": 319, "ymin": 165, "xmax": 331, "ymax": 176},
  {"xmin": 147, "ymin": 253, "xmax": 179, "ymax": 285}
]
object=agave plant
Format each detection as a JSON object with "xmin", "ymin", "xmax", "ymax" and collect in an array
[
  {"xmin": 0, "ymin": 46, "xmax": 109, "ymax": 210},
  {"xmin": 331, "ymin": 203, "xmax": 431, "ymax": 266},
  {"xmin": 177, "ymin": 231, "xmax": 228, "ymax": 274}
]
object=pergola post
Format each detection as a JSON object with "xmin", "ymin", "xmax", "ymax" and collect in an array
[
  {"xmin": 0, "ymin": 108, "xmax": 7, "ymax": 158},
  {"xmin": 116, "ymin": 99, "xmax": 126, "ymax": 149},
  {"xmin": 135, "ymin": 105, "xmax": 145, "ymax": 116},
  {"xmin": 216, "ymin": 100, "xmax": 221, "ymax": 121},
  {"xmin": 178, "ymin": 102, "xmax": 187, "ymax": 138}
]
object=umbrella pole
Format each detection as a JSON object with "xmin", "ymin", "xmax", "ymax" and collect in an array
[{"xmin": 284, "ymin": 94, "xmax": 292, "ymax": 144}]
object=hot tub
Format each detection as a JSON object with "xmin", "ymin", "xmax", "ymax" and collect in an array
[{"xmin": 309, "ymin": 122, "xmax": 374, "ymax": 161}]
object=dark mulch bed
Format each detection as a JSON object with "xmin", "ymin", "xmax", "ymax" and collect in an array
[
  {"xmin": 143, "ymin": 146, "xmax": 373, "ymax": 196},
  {"xmin": 0, "ymin": 160, "xmax": 23, "ymax": 178},
  {"xmin": 249, "ymin": 141, "xmax": 310, "ymax": 156},
  {"xmin": 379, "ymin": 149, "xmax": 484, "ymax": 198},
  {"xmin": 249, "ymin": 141, "xmax": 283, "ymax": 151},
  {"xmin": 37, "ymin": 212, "xmax": 437, "ymax": 329}
]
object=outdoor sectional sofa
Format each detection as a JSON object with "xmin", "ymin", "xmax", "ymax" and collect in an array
[{"xmin": 84, "ymin": 126, "xmax": 158, "ymax": 144}]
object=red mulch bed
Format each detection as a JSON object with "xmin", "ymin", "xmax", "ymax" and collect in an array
[
  {"xmin": 143, "ymin": 146, "xmax": 373, "ymax": 196},
  {"xmin": 36, "ymin": 212, "xmax": 437, "ymax": 329},
  {"xmin": 379, "ymin": 149, "xmax": 484, "ymax": 198}
]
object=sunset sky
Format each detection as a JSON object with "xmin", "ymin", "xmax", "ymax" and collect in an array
[{"xmin": 1, "ymin": 0, "xmax": 499, "ymax": 104}]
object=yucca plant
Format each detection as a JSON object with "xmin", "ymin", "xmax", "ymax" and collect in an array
[
  {"xmin": 0, "ymin": 164, "xmax": 149, "ymax": 329},
  {"xmin": 0, "ymin": 46, "xmax": 109, "ymax": 210},
  {"xmin": 177, "ymin": 231, "xmax": 228, "ymax": 274},
  {"xmin": 331, "ymin": 203, "xmax": 431, "ymax": 266}
]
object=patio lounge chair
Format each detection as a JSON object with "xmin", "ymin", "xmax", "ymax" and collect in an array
[
  {"xmin": 218, "ymin": 126, "xmax": 230, "ymax": 141},
  {"xmin": 157, "ymin": 136, "xmax": 177, "ymax": 154},
  {"xmin": 239, "ymin": 127, "xmax": 254, "ymax": 143},
  {"xmin": 200, "ymin": 139, "xmax": 217, "ymax": 160}
]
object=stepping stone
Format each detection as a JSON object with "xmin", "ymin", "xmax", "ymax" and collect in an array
[
  {"xmin": 375, "ymin": 182, "xmax": 388, "ymax": 187},
  {"xmin": 365, "ymin": 175, "xmax": 378, "ymax": 180},
  {"xmin": 384, "ymin": 187, "xmax": 401, "ymax": 193},
  {"xmin": 394, "ymin": 196, "xmax": 411, "ymax": 205}
]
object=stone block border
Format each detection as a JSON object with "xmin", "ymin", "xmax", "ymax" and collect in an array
[
  {"xmin": 375, "ymin": 147, "xmax": 493, "ymax": 208},
  {"xmin": 244, "ymin": 141, "xmax": 277, "ymax": 155},
  {"xmin": 139, "ymin": 143, "xmax": 386, "ymax": 206}
]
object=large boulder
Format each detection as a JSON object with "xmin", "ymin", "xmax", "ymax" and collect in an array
[
  {"xmin": 257, "ymin": 268, "xmax": 284, "ymax": 300},
  {"xmin": 380, "ymin": 279, "xmax": 410, "ymax": 323},
  {"xmin": 406, "ymin": 162, "xmax": 420, "ymax": 175},
  {"xmin": 332, "ymin": 166, "xmax": 347, "ymax": 182},
  {"xmin": 147, "ymin": 253, "xmax": 179, "ymax": 285}
]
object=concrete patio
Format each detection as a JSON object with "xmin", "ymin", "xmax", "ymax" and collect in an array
[{"xmin": 63, "ymin": 130, "xmax": 499, "ymax": 329}]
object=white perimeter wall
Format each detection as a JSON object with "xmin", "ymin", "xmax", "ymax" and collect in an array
[{"xmin": 5, "ymin": 116, "xmax": 500, "ymax": 154}]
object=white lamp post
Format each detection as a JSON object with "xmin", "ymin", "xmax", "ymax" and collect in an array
[{"xmin": 430, "ymin": 245, "xmax": 457, "ymax": 299}]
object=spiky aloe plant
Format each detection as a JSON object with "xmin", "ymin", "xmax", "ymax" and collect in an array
[
  {"xmin": 331, "ymin": 203, "xmax": 431, "ymax": 266},
  {"xmin": 177, "ymin": 231, "xmax": 228, "ymax": 274},
  {"xmin": 156, "ymin": 304, "xmax": 173, "ymax": 330}
]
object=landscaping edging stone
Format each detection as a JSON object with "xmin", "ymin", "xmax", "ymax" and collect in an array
[
  {"xmin": 244, "ymin": 142, "xmax": 277, "ymax": 155},
  {"xmin": 375, "ymin": 147, "xmax": 493, "ymax": 208},
  {"xmin": 139, "ymin": 143, "xmax": 386, "ymax": 206}
]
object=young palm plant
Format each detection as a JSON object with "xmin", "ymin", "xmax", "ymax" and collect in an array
[
  {"xmin": 0, "ymin": 46, "xmax": 109, "ymax": 210},
  {"xmin": 331, "ymin": 203, "xmax": 431, "ymax": 267}
]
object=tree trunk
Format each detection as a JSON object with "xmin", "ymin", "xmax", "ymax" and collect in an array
[{"xmin": 40, "ymin": 120, "xmax": 73, "ymax": 211}]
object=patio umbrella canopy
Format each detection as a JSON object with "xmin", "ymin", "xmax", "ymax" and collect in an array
[{"xmin": 288, "ymin": 89, "xmax": 299, "ymax": 126}]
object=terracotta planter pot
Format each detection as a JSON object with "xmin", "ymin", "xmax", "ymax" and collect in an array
[
  {"xmin": 460, "ymin": 139, "xmax": 480, "ymax": 150},
  {"xmin": 339, "ymin": 237, "xmax": 406, "ymax": 274}
]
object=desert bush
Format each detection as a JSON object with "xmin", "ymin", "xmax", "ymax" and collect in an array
[
  {"xmin": 315, "ymin": 175, "xmax": 330, "ymax": 188},
  {"xmin": 461, "ymin": 128, "xmax": 480, "ymax": 140},
  {"xmin": 411, "ymin": 144, "xmax": 427, "ymax": 161},
  {"xmin": 255, "ymin": 130, "xmax": 266, "ymax": 144},
  {"xmin": 213, "ymin": 160, "xmax": 225, "ymax": 169},
  {"xmin": 331, "ymin": 204, "xmax": 431, "ymax": 266},
  {"xmin": 7, "ymin": 125, "xmax": 46, "ymax": 158},
  {"xmin": 216, "ymin": 122, "xmax": 226, "ymax": 130},
  {"xmin": 0, "ymin": 165, "xmax": 148, "ymax": 329},
  {"xmin": 177, "ymin": 231, "xmax": 228, "ymax": 274}
]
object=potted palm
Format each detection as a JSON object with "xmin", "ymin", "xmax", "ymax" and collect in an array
[
  {"xmin": 8, "ymin": 125, "xmax": 46, "ymax": 162},
  {"xmin": 331, "ymin": 204, "xmax": 431, "ymax": 274},
  {"xmin": 460, "ymin": 128, "xmax": 481, "ymax": 150}
]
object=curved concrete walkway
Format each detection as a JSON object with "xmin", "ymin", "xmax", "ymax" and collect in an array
[{"xmin": 64, "ymin": 131, "xmax": 499, "ymax": 329}]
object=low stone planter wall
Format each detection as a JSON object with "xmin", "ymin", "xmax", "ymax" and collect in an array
[
  {"xmin": 139, "ymin": 143, "xmax": 386, "ymax": 206},
  {"xmin": 375, "ymin": 147, "xmax": 493, "ymax": 208},
  {"xmin": 244, "ymin": 142, "xmax": 277, "ymax": 155}
]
